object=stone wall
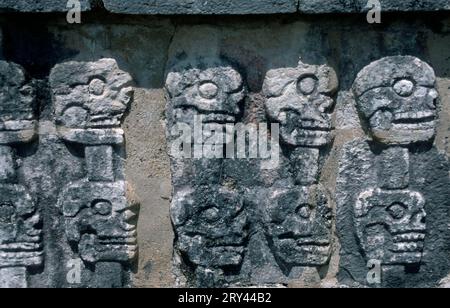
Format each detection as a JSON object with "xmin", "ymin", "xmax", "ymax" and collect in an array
[{"xmin": 0, "ymin": 1, "xmax": 449, "ymax": 288}]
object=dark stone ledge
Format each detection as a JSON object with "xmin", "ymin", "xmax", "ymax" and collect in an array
[{"xmin": 0, "ymin": 0, "xmax": 449, "ymax": 14}]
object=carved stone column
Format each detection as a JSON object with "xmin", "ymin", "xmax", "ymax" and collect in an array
[
  {"xmin": 337, "ymin": 56, "xmax": 450, "ymax": 287},
  {"xmin": 0, "ymin": 61, "xmax": 42, "ymax": 288},
  {"xmin": 166, "ymin": 58, "xmax": 249, "ymax": 287},
  {"xmin": 50, "ymin": 59, "xmax": 139, "ymax": 288},
  {"xmin": 262, "ymin": 60, "xmax": 338, "ymax": 280}
]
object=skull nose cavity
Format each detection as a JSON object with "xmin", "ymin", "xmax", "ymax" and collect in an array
[
  {"xmin": 199, "ymin": 82, "xmax": 219, "ymax": 99},
  {"xmin": 296, "ymin": 204, "xmax": 312, "ymax": 219},
  {"xmin": 393, "ymin": 79, "xmax": 415, "ymax": 97},
  {"xmin": 297, "ymin": 75, "xmax": 317, "ymax": 95}
]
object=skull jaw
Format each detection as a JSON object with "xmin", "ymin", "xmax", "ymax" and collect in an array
[
  {"xmin": 272, "ymin": 238, "xmax": 331, "ymax": 266},
  {"xmin": 0, "ymin": 247, "xmax": 43, "ymax": 268},
  {"xmin": 178, "ymin": 234, "xmax": 246, "ymax": 270},
  {"xmin": 371, "ymin": 127, "xmax": 436, "ymax": 145},
  {"xmin": 280, "ymin": 126, "xmax": 333, "ymax": 147},
  {"xmin": 78, "ymin": 234, "xmax": 138, "ymax": 264}
]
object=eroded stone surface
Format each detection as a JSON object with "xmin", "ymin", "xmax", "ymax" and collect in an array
[
  {"xmin": 0, "ymin": 61, "xmax": 36, "ymax": 145},
  {"xmin": 58, "ymin": 180, "xmax": 138, "ymax": 263},
  {"xmin": 51, "ymin": 59, "xmax": 133, "ymax": 133},
  {"xmin": 166, "ymin": 59, "xmax": 249, "ymax": 287},
  {"xmin": 103, "ymin": 0, "xmax": 298, "ymax": 15},
  {"xmin": 263, "ymin": 60, "xmax": 338, "ymax": 147},
  {"xmin": 337, "ymin": 56, "xmax": 450, "ymax": 287},
  {"xmin": 353, "ymin": 56, "xmax": 438, "ymax": 146},
  {"xmin": 263, "ymin": 184, "xmax": 333, "ymax": 268},
  {"xmin": 0, "ymin": 0, "xmax": 91, "ymax": 12},
  {"xmin": 50, "ymin": 58, "xmax": 138, "ymax": 287},
  {"xmin": 171, "ymin": 186, "xmax": 248, "ymax": 287},
  {"xmin": 0, "ymin": 61, "xmax": 42, "ymax": 288},
  {"xmin": 0, "ymin": 184, "xmax": 43, "ymax": 268},
  {"xmin": 298, "ymin": 0, "xmax": 450, "ymax": 13}
]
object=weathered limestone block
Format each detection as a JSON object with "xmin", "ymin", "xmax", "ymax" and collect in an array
[
  {"xmin": 0, "ymin": 61, "xmax": 42, "ymax": 288},
  {"xmin": 298, "ymin": 0, "xmax": 450, "ymax": 13},
  {"xmin": 103, "ymin": 0, "xmax": 298, "ymax": 15},
  {"xmin": 337, "ymin": 56, "xmax": 450, "ymax": 287},
  {"xmin": 260, "ymin": 60, "xmax": 337, "ymax": 281},
  {"xmin": 50, "ymin": 58, "xmax": 138, "ymax": 288},
  {"xmin": 0, "ymin": 0, "xmax": 92, "ymax": 12}
]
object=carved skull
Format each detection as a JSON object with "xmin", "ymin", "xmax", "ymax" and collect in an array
[
  {"xmin": 355, "ymin": 188, "xmax": 426, "ymax": 265},
  {"xmin": 0, "ymin": 61, "xmax": 36, "ymax": 143},
  {"xmin": 165, "ymin": 60, "xmax": 245, "ymax": 125},
  {"xmin": 51, "ymin": 59, "xmax": 133, "ymax": 130},
  {"xmin": 263, "ymin": 61, "xmax": 338, "ymax": 147},
  {"xmin": 264, "ymin": 185, "xmax": 333, "ymax": 267},
  {"xmin": 58, "ymin": 181, "xmax": 138, "ymax": 263},
  {"xmin": 171, "ymin": 186, "xmax": 248, "ymax": 270},
  {"xmin": 353, "ymin": 56, "xmax": 438, "ymax": 145},
  {"xmin": 0, "ymin": 184, "xmax": 42, "ymax": 268}
]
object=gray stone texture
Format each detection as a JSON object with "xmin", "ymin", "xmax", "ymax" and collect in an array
[
  {"xmin": 1, "ymin": 0, "xmax": 449, "ymax": 14},
  {"xmin": 103, "ymin": 0, "xmax": 298, "ymax": 15},
  {"xmin": 49, "ymin": 59, "xmax": 138, "ymax": 287},
  {"xmin": 336, "ymin": 56, "xmax": 450, "ymax": 288},
  {"xmin": 299, "ymin": 0, "xmax": 450, "ymax": 13},
  {"xmin": 0, "ymin": 0, "xmax": 91, "ymax": 12},
  {"xmin": 0, "ymin": 7, "xmax": 449, "ymax": 289},
  {"xmin": 0, "ymin": 61, "xmax": 42, "ymax": 288}
]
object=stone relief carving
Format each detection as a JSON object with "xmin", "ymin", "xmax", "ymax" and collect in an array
[
  {"xmin": 261, "ymin": 61, "xmax": 337, "ymax": 278},
  {"xmin": 337, "ymin": 56, "xmax": 450, "ymax": 287},
  {"xmin": 0, "ymin": 61, "xmax": 42, "ymax": 288},
  {"xmin": 50, "ymin": 59, "xmax": 139, "ymax": 287},
  {"xmin": 166, "ymin": 59, "xmax": 249, "ymax": 287},
  {"xmin": 171, "ymin": 186, "xmax": 249, "ymax": 286}
]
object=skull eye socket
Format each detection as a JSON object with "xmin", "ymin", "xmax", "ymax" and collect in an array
[
  {"xmin": 202, "ymin": 206, "xmax": 220, "ymax": 223},
  {"xmin": 297, "ymin": 75, "xmax": 318, "ymax": 95},
  {"xmin": 393, "ymin": 79, "xmax": 415, "ymax": 97},
  {"xmin": 89, "ymin": 78, "xmax": 106, "ymax": 96},
  {"xmin": 92, "ymin": 200, "xmax": 112, "ymax": 216},
  {"xmin": 387, "ymin": 202, "xmax": 407, "ymax": 220},
  {"xmin": 0, "ymin": 202, "xmax": 15, "ymax": 223},
  {"xmin": 296, "ymin": 204, "xmax": 312, "ymax": 219},
  {"xmin": 199, "ymin": 82, "xmax": 219, "ymax": 99}
]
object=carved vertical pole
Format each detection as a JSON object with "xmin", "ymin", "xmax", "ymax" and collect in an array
[
  {"xmin": 0, "ymin": 61, "xmax": 42, "ymax": 288},
  {"xmin": 290, "ymin": 147, "xmax": 320, "ymax": 186},
  {"xmin": 377, "ymin": 147, "xmax": 410, "ymax": 191},
  {"xmin": 263, "ymin": 61, "xmax": 338, "ymax": 279},
  {"xmin": 343, "ymin": 56, "xmax": 439, "ymax": 276},
  {"xmin": 166, "ymin": 59, "xmax": 248, "ymax": 287},
  {"xmin": 51, "ymin": 59, "xmax": 138, "ymax": 288}
]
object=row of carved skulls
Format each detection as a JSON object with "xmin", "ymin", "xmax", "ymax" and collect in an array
[
  {"xmin": 0, "ymin": 59, "xmax": 138, "ymax": 267},
  {"xmin": 0, "ymin": 55, "xmax": 440, "ymax": 278},
  {"xmin": 167, "ymin": 56, "xmax": 439, "ymax": 279}
]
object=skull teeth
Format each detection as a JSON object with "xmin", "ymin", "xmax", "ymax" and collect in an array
[
  {"xmin": 394, "ymin": 111, "xmax": 435, "ymax": 122},
  {"xmin": 393, "ymin": 232, "xmax": 426, "ymax": 243},
  {"xmin": 392, "ymin": 242, "xmax": 424, "ymax": 253},
  {"xmin": 0, "ymin": 250, "xmax": 43, "ymax": 259}
]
